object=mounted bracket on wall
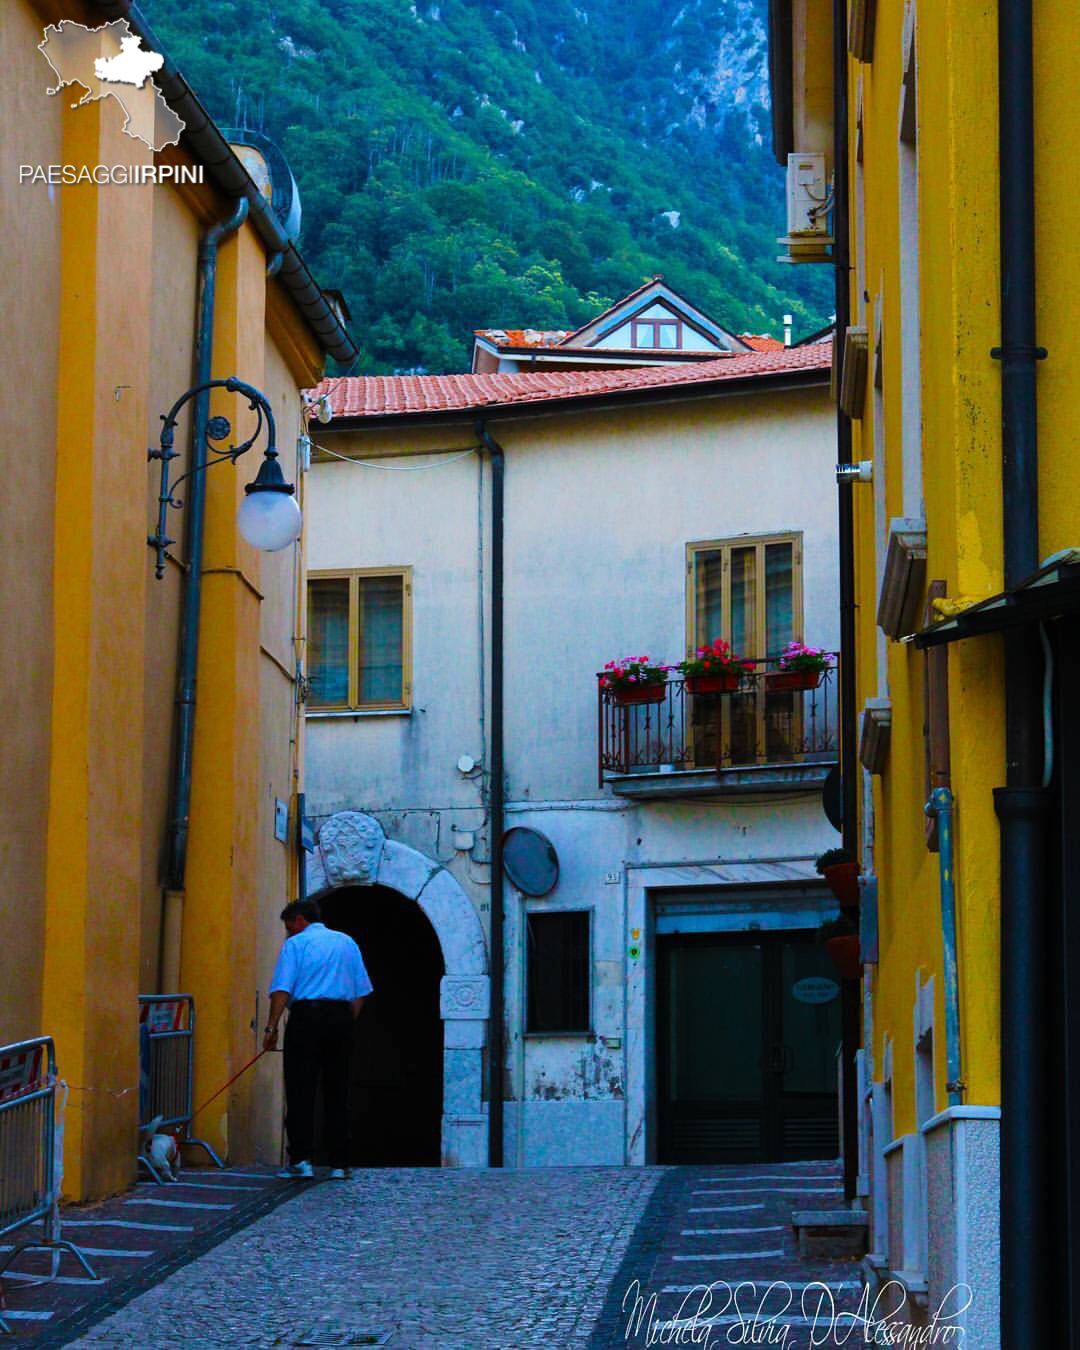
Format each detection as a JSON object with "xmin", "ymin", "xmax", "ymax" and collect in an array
[
  {"xmin": 877, "ymin": 518, "xmax": 927, "ymax": 638},
  {"xmin": 859, "ymin": 698, "xmax": 893, "ymax": 774}
]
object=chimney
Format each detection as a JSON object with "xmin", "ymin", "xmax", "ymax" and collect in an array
[{"xmin": 783, "ymin": 314, "xmax": 793, "ymax": 347}]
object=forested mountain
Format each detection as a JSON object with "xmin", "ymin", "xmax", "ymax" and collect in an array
[{"xmin": 142, "ymin": 0, "xmax": 834, "ymax": 373}]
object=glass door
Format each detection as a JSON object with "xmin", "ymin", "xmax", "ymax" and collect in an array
[
  {"xmin": 658, "ymin": 936, "xmax": 765, "ymax": 1162},
  {"xmin": 772, "ymin": 939, "xmax": 843, "ymax": 1159},
  {"xmin": 658, "ymin": 930, "xmax": 841, "ymax": 1163}
]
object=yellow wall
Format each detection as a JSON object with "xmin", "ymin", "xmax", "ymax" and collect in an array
[
  {"xmin": 3, "ymin": 0, "xmax": 329, "ymax": 1198},
  {"xmin": 140, "ymin": 184, "xmax": 200, "ymax": 993},
  {"xmin": 0, "ymin": 0, "xmax": 62, "ymax": 1045},
  {"xmin": 842, "ymin": 0, "xmax": 1079, "ymax": 1129}
]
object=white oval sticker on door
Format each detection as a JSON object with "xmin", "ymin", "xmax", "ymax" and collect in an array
[{"xmin": 792, "ymin": 976, "xmax": 840, "ymax": 1005}]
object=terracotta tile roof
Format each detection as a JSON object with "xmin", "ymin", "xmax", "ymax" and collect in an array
[
  {"xmin": 311, "ymin": 344, "xmax": 832, "ymax": 421},
  {"xmin": 739, "ymin": 334, "xmax": 786, "ymax": 352},
  {"xmin": 473, "ymin": 328, "xmax": 571, "ymax": 349}
]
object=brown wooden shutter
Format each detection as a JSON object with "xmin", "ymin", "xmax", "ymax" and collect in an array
[{"xmin": 924, "ymin": 580, "xmax": 951, "ymax": 850}]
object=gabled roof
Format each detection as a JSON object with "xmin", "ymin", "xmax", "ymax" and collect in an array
[
  {"xmin": 311, "ymin": 344, "xmax": 832, "ymax": 422},
  {"xmin": 554, "ymin": 276, "xmax": 753, "ymax": 353}
]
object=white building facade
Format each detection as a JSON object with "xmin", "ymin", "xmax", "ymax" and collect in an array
[{"xmin": 302, "ymin": 348, "xmax": 847, "ymax": 1168}]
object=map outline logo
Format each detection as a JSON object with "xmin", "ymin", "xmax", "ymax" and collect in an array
[{"xmin": 38, "ymin": 19, "xmax": 185, "ymax": 154}]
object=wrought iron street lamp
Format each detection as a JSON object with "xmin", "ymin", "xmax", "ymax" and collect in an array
[{"xmin": 148, "ymin": 375, "xmax": 301, "ymax": 579}]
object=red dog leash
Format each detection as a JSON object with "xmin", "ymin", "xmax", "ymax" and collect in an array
[{"xmin": 190, "ymin": 1047, "xmax": 271, "ymax": 1120}]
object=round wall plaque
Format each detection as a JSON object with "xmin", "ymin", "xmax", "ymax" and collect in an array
[{"xmin": 792, "ymin": 976, "xmax": 840, "ymax": 1005}]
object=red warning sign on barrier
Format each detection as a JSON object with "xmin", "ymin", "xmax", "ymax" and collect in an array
[
  {"xmin": 0, "ymin": 1044, "xmax": 45, "ymax": 1103},
  {"xmin": 139, "ymin": 999, "xmax": 186, "ymax": 1033}
]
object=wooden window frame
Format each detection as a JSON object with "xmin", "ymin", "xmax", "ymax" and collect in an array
[
  {"xmin": 632, "ymin": 318, "xmax": 681, "ymax": 350},
  {"xmin": 524, "ymin": 908, "xmax": 593, "ymax": 1036},
  {"xmin": 307, "ymin": 566, "xmax": 413, "ymax": 712},
  {"xmin": 685, "ymin": 532, "xmax": 804, "ymax": 658},
  {"xmin": 685, "ymin": 533, "xmax": 804, "ymax": 766}
]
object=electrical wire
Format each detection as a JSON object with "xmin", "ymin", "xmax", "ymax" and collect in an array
[{"xmin": 311, "ymin": 441, "xmax": 478, "ymax": 472}]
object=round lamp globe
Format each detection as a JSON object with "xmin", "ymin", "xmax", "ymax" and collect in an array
[{"xmin": 237, "ymin": 489, "xmax": 302, "ymax": 552}]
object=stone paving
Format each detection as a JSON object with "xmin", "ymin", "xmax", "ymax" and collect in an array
[
  {"xmin": 0, "ymin": 1167, "xmax": 302, "ymax": 1344},
  {"xmin": 588, "ymin": 1159, "xmax": 865, "ymax": 1349},
  {"xmin": 7, "ymin": 1161, "xmax": 878, "ymax": 1348},
  {"xmin": 66, "ymin": 1167, "xmax": 666, "ymax": 1348}
]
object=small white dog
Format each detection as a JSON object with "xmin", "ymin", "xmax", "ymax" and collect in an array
[{"xmin": 141, "ymin": 1115, "xmax": 181, "ymax": 1181}]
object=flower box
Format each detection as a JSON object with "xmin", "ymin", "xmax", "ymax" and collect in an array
[
  {"xmin": 766, "ymin": 669, "xmax": 822, "ymax": 692},
  {"xmin": 686, "ymin": 672, "xmax": 740, "ymax": 695},
  {"xmin": 612, "ymin": 683, "xmax": 667, "ymax": 707},
  {"xmin": 823, "ymin": 862, "xmax": 861, "ymax": 908},
  {"xmin": 825, "ymin": 935, "xmax": 862, "ymax": 981}
]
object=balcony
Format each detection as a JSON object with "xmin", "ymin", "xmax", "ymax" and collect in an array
[{"xmin": 597, "ymin": 656, "xmax": 839, "ymax": 799}]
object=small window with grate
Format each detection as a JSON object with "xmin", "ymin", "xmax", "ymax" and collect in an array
[{"xmin": 526, "ymin": 910, "xmax": 591, "ymax": 1033}]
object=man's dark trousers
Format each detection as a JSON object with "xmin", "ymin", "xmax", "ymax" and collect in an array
[{"xmin": 283, "ymin": 999, "xmax": 352, "ymax": 1167}]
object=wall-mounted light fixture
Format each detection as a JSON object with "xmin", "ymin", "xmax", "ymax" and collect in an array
[
  {"xmin": 836, "ymin": 460, "xmax": 874, "ymax": 484},
  {"xmin": 148, "ymin": 375, "xmax": 300, "ymax": 578}
]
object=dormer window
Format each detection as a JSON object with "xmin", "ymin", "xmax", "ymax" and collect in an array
[{"xmin": 632, "ymin": 319, "xmax": 680, "ymax": 349}]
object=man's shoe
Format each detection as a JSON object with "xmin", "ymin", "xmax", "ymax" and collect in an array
[
  {"xmin": 328, "ymin": 1167, "xmax": 352, "ymax": 1180},
  {"xmin": 276, "ymin": 1160, "xmax": 314, "ymax": 1179}
]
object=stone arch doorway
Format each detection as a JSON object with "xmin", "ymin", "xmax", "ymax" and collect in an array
[
  {"xmin": 307, "ymin": 811, "xmax": 490, "ymax": 1167},
  {"xmin": 320, "ymin": 884, "xmax": 444, "ymax": 1165}
]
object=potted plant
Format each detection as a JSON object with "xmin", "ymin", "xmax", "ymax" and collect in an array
[
  {"xmin": 815, "ymin": 847, "xmax": 860, "ymax": 907},
  {"xmin": 678, "ymin": 638, "xmax": 754, "ymax": 694},
  {"xmin": 820, "ymin": 914, "xmax": 862, "ymax": 981},
  {"xmin": 599, "ymin": 656, "xmax": 671, "ymax": 706},
  {"xmin": 767, "ymin": 641, "xmax": 833, "ymax": 692}
]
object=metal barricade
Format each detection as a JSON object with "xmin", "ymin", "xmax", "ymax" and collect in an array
[
  {"xmin": 0, "ymin": 1037, "xmax": 96, "ymax": 1335},
  {"xmin": 138, "ymin": 996, "xmax": 223, "ymax": 1183}
]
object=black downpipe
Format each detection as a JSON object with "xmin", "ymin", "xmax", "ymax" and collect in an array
[
  {"xmin": 166, "ymin": 198, "xmax": 249, "ymax": 891},
  {"xmin": 832, "ymin": 0, "xmax": 860, "ymax": 1205},
  {"xmin": 993, "ymin": 0, "xmax": 1050, "ymax": 1343},
  {"xmin": 478, "ymin": 424, "xmax": 506, "ymax": 1167},
  {"xmin": 297, "ymin": 791, "xmax": 307, "ymax": 903}
]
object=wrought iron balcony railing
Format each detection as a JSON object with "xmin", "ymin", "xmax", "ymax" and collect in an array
[{"xmin": 597, "ymin": 655, "xmax": 839, "ymax": 786}]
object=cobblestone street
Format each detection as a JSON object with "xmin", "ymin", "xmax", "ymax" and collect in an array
[
  {"xmin": 66, "ymin": 1167, "xmax": 663, "ymax": 1349},
  {"xmin": 9, "ymin": 1160, "xmax": 868, "ymax": 1349}
]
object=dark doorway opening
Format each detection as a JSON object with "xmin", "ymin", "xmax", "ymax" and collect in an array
[
  {"xmin": 658, "ymin": 929, "xmax": 841, "ymax": 1163},
  {"xmin": 319, "ymin": 884, "xmax": 444, "ymax": 1166}
]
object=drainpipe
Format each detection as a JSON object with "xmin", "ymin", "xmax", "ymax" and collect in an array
[
  {"xmin": 477, "ymin": 422, "xmax": 505, "ymax": 1167},
  {"xmin": 926, "ymin": 789, "xmax": 963, "ymax": 1106},
  {"xmin": 991, "ymin": 0, "xmax": 1050, "ymax": 1343},
  {"xmin": 831, "ymin": 0, "xmax": 860, "ymax": 1205},
  {"xmin": 160, "ymin": 197, "xmax": 249, "ymax": 992}
]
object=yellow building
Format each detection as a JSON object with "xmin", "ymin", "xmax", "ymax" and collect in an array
[
  {"xmin": 0, "ymin": 0, "xmax": 354, "ymax": 1201},
  {"xmin": 772, "ymin": 0, "xmax": 1080, "ymax": 1343}
]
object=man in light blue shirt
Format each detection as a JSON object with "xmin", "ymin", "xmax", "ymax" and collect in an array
[{"xmin": 264, "ymin": 899, "xmax": 373, "ymax": 1179}]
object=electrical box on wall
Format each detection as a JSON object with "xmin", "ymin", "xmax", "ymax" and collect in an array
[
  {"xmin": 787, "ymin": 153, "xmax": 827, "ymax": 233},
  {"xmin": 778, "ymin": 153, "xmax": 834, "ymax": 264}
]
